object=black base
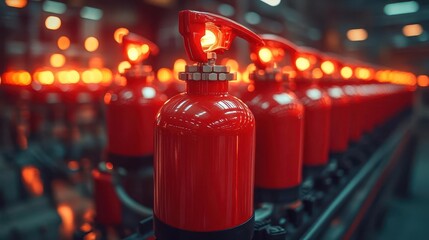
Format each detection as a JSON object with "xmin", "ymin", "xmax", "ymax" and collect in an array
[
  {"xmin": 154, "ymin": 215, "xmax": 254, "ymax": 240},
  {"xmin": 303, "ymin": 165, "xmax": 326, "ymax": 179},
  {"xmin": 108, "ymin": 153, "xmax": 153, "ymax": 170},
  {"xmin": 255, "ymin": 185, "xmax": 300, "ymax": 204}
]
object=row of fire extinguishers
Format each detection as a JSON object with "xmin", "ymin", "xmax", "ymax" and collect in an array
[{"xmin": 87, "ymin": 10, "xmax": 415, "ymax": 240}]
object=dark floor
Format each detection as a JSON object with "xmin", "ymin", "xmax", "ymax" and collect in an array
[{"xmin": 374, "ymin": 122, "xmax": 429, "ymax": 240}]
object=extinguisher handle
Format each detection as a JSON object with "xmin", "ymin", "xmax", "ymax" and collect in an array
[
  {"xmin": 122, "ymin": 32, "xmax": 159, "ymax": 56},
  {"xmin": 251, "ymin": 34, "xmax": 298, "ymax": 69},
  {"xmin": 179, "ymin": 10, "xmax": 264, "ymax": 63}
]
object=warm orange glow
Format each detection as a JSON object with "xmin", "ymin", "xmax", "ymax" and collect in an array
[
  {"xmin": 5, "ymin": 0, "xmax": 27, "ymax": 8},
  {"xmin": 118, "ymin": 61, "xmax": 131, "ymax": 74},
  {"xmin": 126, "ymin": 43, "xmax": 150, "ymax": 63},
  {"xmin": 173, "ymin": 58, "xmax": 187, "ymax": 79},
  {"xmin": 340, "ymin": 66, "xmax": 353, "ymax": 79},
  {"xmin": 295, "ymin": 57, "xmax": 311, "ymax": 71},
  {"xmin": 403, "ymin": 24, "xmax": 423, "ymax": 37},
  {"xmin": 347, "ymin": 28, "xmax": 368, "ymax": 41},
  {"xmin": 80, "ymin": 223, "xmax": 92, "ymax": 232},
  {"xmin": 100, "ymin": 68, "xmax": 112, "ymax": 85},
  {"xmin": 312, "ymin": 68, "xmax": 323, "ymax": 79},
  {"xmin": 242, "ymin": 63, "xmax": 257, "ymax": 83},
  {"xmin": 21, "ymin": 166, "xmax": 44, "ymax": 196},
  {"xmin": 57, "ymin": 204, "xmax": 74, "ymax": 236},
  {"xmin": 282, "ymin": 66, "xmax": 297, "ymax": 79},
  {"xmin": 34, "ymin": 70, "xmax": 54, "ymax": 85},
  {"xmin": 157, "ymin": 68, "xmax": 173, "ymax": 83},
  {"xmin": 2, "ymin": 71, "xmax": 31, "ymax": 86},
  {"xmin": 45, "ymin": 16, "xmax": 61, "ymax": 30},
  {"xmin": 225, "ymin": 59, "xmax": 239, "ymax": 72},
  {"xmin": 201, "ymin": 29, "xmax": 217, "ymax": 50},
  {"xmin": 84, "ymin": 37, "xmax": 99, "ymax": 52},
  {"xmin": 321, "ymin": 61, "xmax": 335, "ymax": 75},
  {"xmin": 67, "ymin": 160, "xmax": 79, "ymax": 170},
  {"xmin": 50, "ymin": 53, "xmax": 66, "ymax": 68},
  {"xmin": 18, "ymin": 71, "xmax": 31, "ymax": 86},
  {"xmin": 356, "ymin": 67, "xmax": 371, "ymax": 80},
  {"xmin": 104, "ymin": 92, "xmax": 112, "ymax": 104},
  {"xmin": 82, "ymin": 69, "xmax": 103, "ymax": 84},
  {"xmin": 57, "ymin": 70, "xmax": 80, "ymax": 84},
  {"xmin": 84, "ymin": 232, "xmax": 97, "ymax": 240},
  {"xmin": 57, "ymin": 36, "xmax": 70, "ymax": 50},
  {"xmin": 258, "ymin": 47, "xmax": 273, "ymax": 63},
  {"xmin": 417, "ymin": 75, "xmax": 429, "ymax": 87},
  {"xmin": 114, "ymin": 27, "xmax": 129, "ymax": 43},
  {"xmin": 89, "ymin": 57, "xmax": 103, "ymax": 68}
]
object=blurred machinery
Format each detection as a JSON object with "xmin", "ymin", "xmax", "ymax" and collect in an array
[{"xmin": 0, "ymin": 0, "xmax": 428, "ymax": 240}]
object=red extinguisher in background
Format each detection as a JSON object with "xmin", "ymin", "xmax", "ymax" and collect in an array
[
  {"xmin": 244, "ymin": 34, "xmax": 304, "ymax": 206},
  {"xmin": 293, "ymin": 47, "xmax": 332, "ymax": 178},
  {"xmin": 105, "ymin": 33, "xmax": 167, "ymax": 169},
  {"xmin": 154, "ymin": 10, "xmax": 263, "ymax": 240},
  {"xmin": 319, "ymin": 55, "xmax": 352, "ymax": 168},
  {"xmin": 101, "ymin": 33, "xmax": 167, "ymax": 206}
]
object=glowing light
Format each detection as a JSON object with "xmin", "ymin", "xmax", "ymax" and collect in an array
[
  {"xmin": 104, "ymin": 92, "xmax": 112, "ymax": 104},
  {"xmin": 340, "ymin": 66, "xmax": 353, "ymax": 79},
  {"xmin": 5, "ymin": 0, "xmax": 27, "ymax": 8},
  {"xmin": 402, "ymin": 24, "xmax": 423, "ymax": 37},
  {"xmin": 100, "ymin": 68, "xmax": 112, "ymax": 85},
  {"xmin": 114, "ymin": 27, "xmax": 129, "ymax": 43},
  {"xmin": 157, "ymin": 68, "xmax": 173, "ymax": 83},
  {"xmin": 225, "ymin": 59, "xmax": 239, "ymax": 72},
  {"xmin": 173, "ymin": 58, "xmax": 187, "ymax": 79},
  {"xmin": 50, "ymin": 53, "xmax": 65, "ymax": 68},
  {"xmin": 21, "ymin": 166, "xmax": 44, "ymax": 196},
  {"xmin": 118, "ymin": 61, "xmax": 131, "ymax": 74},
  {"xmin": 347, "ymin": 28, "xmax": 368, "ymax": 41},
  {"xmin": 82, "ymin": 69, "xmax": 103, "ymax": 84},
  {"xmin": 384, "ymin": 1, "xmax": 419, "ymax": 16},
  {"xmin": 418, "ymin": 75, "xmax": 429, "ymax": 87},
  {"xmin": 242, "ymin": 63, "xmax": 256, "ymax": 83},
  {"xmin": 57, "ymin": 70, "xmax": 80, "ymax": 84},
  {"xmin": 126, "ymin": 44, "xmax": 150, "ymax": 63},
  {"xmin": 201, "ymin": 29, "xmax": 217, "ymax": 50},
  {"xmin": 321, "ymin": 61, "xmax": 335, "ymax": 75},
  {"xmin": 105, "ymin": 162, "xmax": 113, "ymax": 170},
  {"xmin": 67, "ymin": 160, "xmax": 79, "ymax": 170},
  {"xmin": 356, "ymin": 67, "xmax": 371, "ymax": 80},
  {"xmin": 57, "ymin": 204, "xmax": 74, "ymax": 236},
  {"xmin": 45, "ymin": 16, "xmax": 61, "ymax": 30},
  {"xmin": 260, "ymin": 0, "xmax": 281, "ymax": 7},
  {"xmin": 258, "ymin": 47, "xmax": 273, "ymax": 63},
  {"xmin": 89, "ymin": 57, "xmax": 103, "ymax": 68},
  {"xmin": 84, "ymin": 37, "xmax": 99, "ymax": 52},
  {"xmin": 295, "ymin": 57, "xmax": 311, "ymax": 71},
  {"xmin": 57, "ymin": 36, "xmax": 70, "ymax": 50},
  {"xmin": 34, "ymin": 70, "xmax": 54, "ymax": 85},
  {"xmin": 312, "ymin": 68, "xmax": 323, "ymax": 79}
]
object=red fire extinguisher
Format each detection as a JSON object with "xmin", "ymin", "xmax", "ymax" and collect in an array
[
  {"xmin": 105, "ymin": 33, "xmax": 167, "ymax": 169},
  {"xmin": 154, "ymin": 10, "xmax": 263, "ymax": 240},
  {"xmin": 319, "ymin": 55, "xmax": 351, "ymax": 157},
  {"xmin": 294, "ymin": 47, "xmax": 332, "ymax": 176},
  {"xmin": 244, "ymin": 34, "xmax": 304, "ymax": 204}
]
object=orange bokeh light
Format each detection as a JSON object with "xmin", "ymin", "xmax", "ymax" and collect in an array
[
  {"xmin": 82, "ymin": 69, "xmax": 103, "ymax": 84},
  {"xmin": 157, "ymin": 68, "xmax": 173, "ymax": 83},
  {"xmin": 57, "ymin": 36, "xmax": 70, "ymax": 50},
  {"xmin": 126, "ymin": 43, "xmax": 150, "ymax": 63},
  {"xmin": 84, "ymin": 37, "xmax": 99, "ymax": 52},
  {"xmin": 114, "ymin": 27, "xmax": 129, "ymax": 43},
  {"xmin": 50, "ymin": 53, "xmax": 66, "ymax": 68},
  {"xmin": 295, "ymin": 57, "xmax": 311, "ymax": 71},
  {"xmin": 21, "ymin": 166, "xmax": 44, "ymax": 196},
  {"xmin": 118, "ymin": 61, "xmax": 131, "ymax": 74},
  {"xmin": 321, "ymin": 61, "xmax": 335, "ymax": 75},
  {"xmin": 258, "ymin": 47, "xmax": 273, "ymax": 63},
  {"xmin": 34, "ymin": 70, "xmax": 54, "ymax": 85},
  {"xmin": 45, "ymin": 16, "xmax": 61, "ymax": 30},
  {"xmin": 417, "ymin": 75, "xmax": 429, "ymax": 87},
  {"xmin": 5, "ymin": 0, "xmax": 27, "ymax": 8},
  {"xmin": 340, "ymin": 66, "xmax": 353, "ymax": 79},
  {"xmin": 57, "ymin": 70, "xmax": 80, "ymax": 84},
  {"xmin": 312, "ymin": 68, "xmax": 323, "ymax": 79}
]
